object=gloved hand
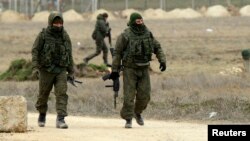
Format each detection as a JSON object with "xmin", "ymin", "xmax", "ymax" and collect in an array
[
  {"xmin": 108, "ymin": 27, "xmax": 112, "ymax": 32},
  {"xmin": 31, "ymin": 68, "xmax": 39, "ymax": 80},
  {"xmin": 106, "ymin": 22, "xmax": 109, "ymax": 27},
  {"xmin": 159, "ymin": 62, "xmax": 166, "ymax": 72},
  {"xmin": 109, "ymin": 72, "xmax": 119, "ymax": 80},
  {"xmin": 106, "ymin": 28, "xmax": 111, "ymax": 36},
  {"xmin": 67, "ymin": 73, "xmax": 75, "ymax": 81}
]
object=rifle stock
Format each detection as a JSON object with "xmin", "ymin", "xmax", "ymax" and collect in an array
[{"xmin": 102, "ymin": 73, "xmax": 110, "ymax": 81}]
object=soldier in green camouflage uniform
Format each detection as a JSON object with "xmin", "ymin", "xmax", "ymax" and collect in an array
[
  {"xmin": 31, "ymin": 12, "xmax": 74, "ymax": 129},
  {"xmin": 109, "ymin": 13, "xmax": 166, "ymax": 128},
  {"xmin": 83, "ymin": 13, "xmax": 111, "ymax": 66}
]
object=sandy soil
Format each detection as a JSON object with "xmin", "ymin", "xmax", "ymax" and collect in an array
[{"xmin": 0, "ymin": 113, "xmax": 207, "ymax": 141}]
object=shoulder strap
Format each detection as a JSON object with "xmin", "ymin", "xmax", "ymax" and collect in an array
[
  {"xmin": 36, "ymin": 28, "xmax": 46, "ymax": 52},
  {"xmin": 123, "ymin": 28, "xmax": 130, "ymax": 41},
  {"xmin": 41, "ymin": 28, "xmax": 46, "ymax": 41},
  {"xmin": 122, "ymin": 29, "xmax": 131, "ymax": 52}
]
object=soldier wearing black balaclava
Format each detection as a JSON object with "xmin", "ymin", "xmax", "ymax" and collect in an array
[
  {"xmin": 31, "ymin": 12, "xmax": 74, "ymax": 129},
  {"xmin": 110, "ymin": 12, "xmax": 167, "ymax": 128}
]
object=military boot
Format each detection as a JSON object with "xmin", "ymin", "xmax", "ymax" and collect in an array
[
  {"xmin": 38, "ymin": 113, "xmax": 46, "ymax": 127},
  {"xmin": 125, "ymin": 119, "xmax": 132, "ymax": 128},
  {"xmin": 104, "ymin": 57, "xmax": 112, "ymax": 67},
  {"xmin": 104, "ymin": 62, "xmax": 112, "ymax": 67},
  {"xmin": 135, "ymin": 114, "xmax": 144, "ymax": 126},
  {"xmin": 56, "ymin": 115, "xmax": 68, "ymax": 129},
  {"xmin": 105, "ymin": 63, "xmax": 112, "ymax": 67}
]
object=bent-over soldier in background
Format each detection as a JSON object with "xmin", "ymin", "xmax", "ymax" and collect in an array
[{"xmin": 83, "ymin": 13, "xmax": 111, "ymax": 66}]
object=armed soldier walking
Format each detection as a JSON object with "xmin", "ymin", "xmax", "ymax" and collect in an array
[
  {"xmin": 31, "ymin": 12, "xmax": 74, "ymax": 129},
  {"xmin": 109, "ymin": 13, "xmax": 167, "ymax": 128},
  {"xmin": 83, "ymin": 13, "xmax": 112, "ymax": 66}
]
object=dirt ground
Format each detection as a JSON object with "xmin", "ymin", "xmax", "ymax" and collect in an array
[{"xmin": 0, "ymin": 113, "xmax": 207, "ymax": 141}]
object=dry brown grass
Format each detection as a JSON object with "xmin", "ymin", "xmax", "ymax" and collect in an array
[{"xmin": 1, "ymin": 17, "xmax": 250, "ymax": 122}]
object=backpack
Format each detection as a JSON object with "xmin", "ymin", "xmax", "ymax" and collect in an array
[{"xmin": 91, "ymin": 30, "xmax": 97, "ymax": 40}]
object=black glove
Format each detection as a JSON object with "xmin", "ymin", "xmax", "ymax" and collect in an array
[
  {"xmin": 67, "ymin": 74, "xmax": 75, "ymax": 81},
  {"xmin": 159, "ymin": 62, "xmax": 166, "ymax": 72},
  {"xmin": 109, "ymin": 72, "xmax": 119, "ymax": 80},
  {"xmin": 106, "ymin": 22, "xmax": 109, "ymax": 27},
  {"xmin": 106, "ymin": 28, "xmax": 111, "ymax": 36},
  {"xmin": 67, "ymin": 74, "xmax": 77, "ymax": 87},
  {"xmin": 108, "ymin": 27, "xmax": 111, "ymax": 32}
]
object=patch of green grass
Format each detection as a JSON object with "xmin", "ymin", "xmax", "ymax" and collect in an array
[
  {"xmin": 75, "ymin": 63, "xmax": 110, "ymax": 78},
  {"xmin": 88, "ymin": 63, "xmax": 108, "ymax": 72},
  {"xmin": 0, "ymin": 60, "xmax": 110, "ymax": 81},
  {"xmin": 0, "ymin": 59, "xmax": 32, "ymax": 81}
]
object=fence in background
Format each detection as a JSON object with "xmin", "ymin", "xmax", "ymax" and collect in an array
[{"xmin": 0, "ymin": 0, "xmax": 250, "ymax": 16}]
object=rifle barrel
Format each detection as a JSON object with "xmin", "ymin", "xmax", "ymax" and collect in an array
[
  {"xmin": 114, "ymin": 91, "xmax": 118, "ymax": 109},
  {"xmin": 114, "ymin": 95, "xmax": 116, "ymax": 109},
  {"xmin": 74, "ymin": 80, "xmax": 82, "ymax": 83}
]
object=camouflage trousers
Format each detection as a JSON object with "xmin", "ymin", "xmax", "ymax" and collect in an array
[
  {"xmin": 85, "ymin": 38, "xmax": 109, "ymax": 64},
  {"xmin": 35, "ymin": 69, "xmax": 68, "ymax": 116},
  {"xmin": 120, "ymin": 67, "xmax": 151, "ymax": 120}
]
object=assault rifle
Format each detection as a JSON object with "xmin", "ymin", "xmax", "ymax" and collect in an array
[
  {"xmin": 102, "ymin": 73, "xmax": 119, "ymax": 109},
  {"xmin": 102, "ymin": 48, "xmax": 121, "ymax": 109},
  {"xmin": 67, "ymin": 76, "xmax": 82, "ymax": 87}
]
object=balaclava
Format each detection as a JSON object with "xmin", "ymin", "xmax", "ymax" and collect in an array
[
  {"xmin": 127, "ymin": 12, "xmax": 146, "ymax": 34},
  {"xmin": 51, "ymin": 16, "xmax": 63, "ymax": 32},
  {"xmin": 48, "ymin": 12, "xmax": 64, "ymax": 33}
]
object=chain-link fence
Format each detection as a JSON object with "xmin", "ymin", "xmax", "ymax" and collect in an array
[{"xmin": 1, "ymin": 0, "xmax": 250, "ymax": 16}]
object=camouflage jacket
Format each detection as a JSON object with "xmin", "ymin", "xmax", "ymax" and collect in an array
[
  {"xmin": 112, "ymin": 27, "xmax": 166, "ymax": 71},
  {"xmin": 31, "ymin": 13, "xmax": 74, "ymax": 74},
  {"xmin": 92, "ymin": 14, "xmax": 109, "ymax": 40}
]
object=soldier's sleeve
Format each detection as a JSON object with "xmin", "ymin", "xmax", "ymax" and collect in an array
[
  {"xmin": 65, "ymin": 33, "xmax": 74, "ymax": 75},
  {"xmin": 31, "ymin": 32, "xmax": 44, "ymax": 70},
  {"xmin": 151, "ymin": 33, "xmax": 166, "ymax": 63},
  {"xmin": 98, "ymin": 20, "xmax": 109, "ymax": 34},
  {"xmin": 106, "ymin": 22, "xmax": 109, "ymax": 27},
  {"xmin": 106, "ymin": 22, "xmax": 111, "ymax": 33},
  {"xmin": 112, "ymin": 33, "xmax": 127, "ymax": 72}
]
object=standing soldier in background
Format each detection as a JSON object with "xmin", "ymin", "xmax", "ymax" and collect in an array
[
  {"xmin": 31, "ymin": 12, "xmax": 74, "ymax": 129},
  {"xmin": 109, "ymin": 12, "xmax": 167, "ymax": 128},
  {"xmin": 83, "ymin": 13, "xmax": 111, "ymax": 67}
]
